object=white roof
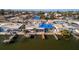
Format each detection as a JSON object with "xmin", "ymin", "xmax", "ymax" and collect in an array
[
  {"xmin": 26, "ymin": 27, "xmax": 33, "ymax": 29},
  {"xmin": 73, "ymin": 22, "xmax": 79, "ymax": 25},
  {"xmin": 36, "ymin": 28, "xmax": 44, "ymax": 29},
  {"xmin": 75, "ymin": 29, "xmax": 79, "ymax": 33},
  {"xmin": 53, "ymin": 20, "xmax": 66, "ymax": 22},
  {"xmin": 26, "ymin": 27, "xmax": 44, "ymax": 30}
]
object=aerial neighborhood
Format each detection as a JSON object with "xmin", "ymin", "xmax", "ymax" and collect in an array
[{"xmin": 0, "ymin": 9, "xmax": 79, "ymax": 49}]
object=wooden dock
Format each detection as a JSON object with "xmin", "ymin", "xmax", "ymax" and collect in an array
[
  {"xmin": 3, "ymin": 34, "xmax": 16, "ymax": 43},
  {"xmin": 71, "ymin": 33, "xmax": 79, "ymax": 40},
  {"xmin": 0, "ymin": 32, "xmax": 62, "ymax": 40},
  {"xmin": 0, "ymin": 32, "xmax": 61, "ymax": 35}
]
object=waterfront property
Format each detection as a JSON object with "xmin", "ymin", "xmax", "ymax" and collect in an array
[
  {"xmin": 0, "ymin": 9, "xmax": 79, "ymax": 49},
  {"xmin": 0, "ymin": 23, "xmax": 23, "ymax": 32}
]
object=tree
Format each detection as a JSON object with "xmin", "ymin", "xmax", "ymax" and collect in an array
[
  {"xmin": 0, "ymin": 9, "xmax": 5, "ymax": 15},
  {"xmin": 60, "ymin": 30, "xmax": 71, "ymax": 40}
]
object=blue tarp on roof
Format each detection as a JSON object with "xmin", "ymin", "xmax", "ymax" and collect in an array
[
  {"xmin": 33, "ymin": 15, "xmax": 40, "ymax": 20},
  {"xmin": 39, "ymin": 23, "xmax": 54, "ymax": 29}
]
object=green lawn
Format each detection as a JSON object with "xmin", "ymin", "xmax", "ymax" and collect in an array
[{"xmin": 0, "ymin": 35, "xmax": 79, "ymax": 50}]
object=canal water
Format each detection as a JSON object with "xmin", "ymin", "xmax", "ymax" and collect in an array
[{"xmin": 0, "ymin": 35, "xmax": 79, "ymax": 50}]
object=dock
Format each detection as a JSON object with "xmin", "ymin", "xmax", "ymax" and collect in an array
[
  {"xmin": 71, "ymin": 33, "xmax": 79, "ymax": 40},
  {"xmin": 3, "ymin": 34, "xmax": 17, "ymax": 43},
  {"xmin": 0, "ymin": 32, "xmax": 61, "ymax": 40}
]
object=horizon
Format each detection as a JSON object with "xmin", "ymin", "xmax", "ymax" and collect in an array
[{"xmin": 1, "ymin": 9, "xmax": 79, "ymax": 12}]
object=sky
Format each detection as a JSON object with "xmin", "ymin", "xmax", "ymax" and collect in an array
[
  {"xmin": 0, "ymin": 0, "xmax": 79, "ymax": 9},
  {"xmin": 12, "ymin": 9, "xmax": 79, "ymax": 12}
]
